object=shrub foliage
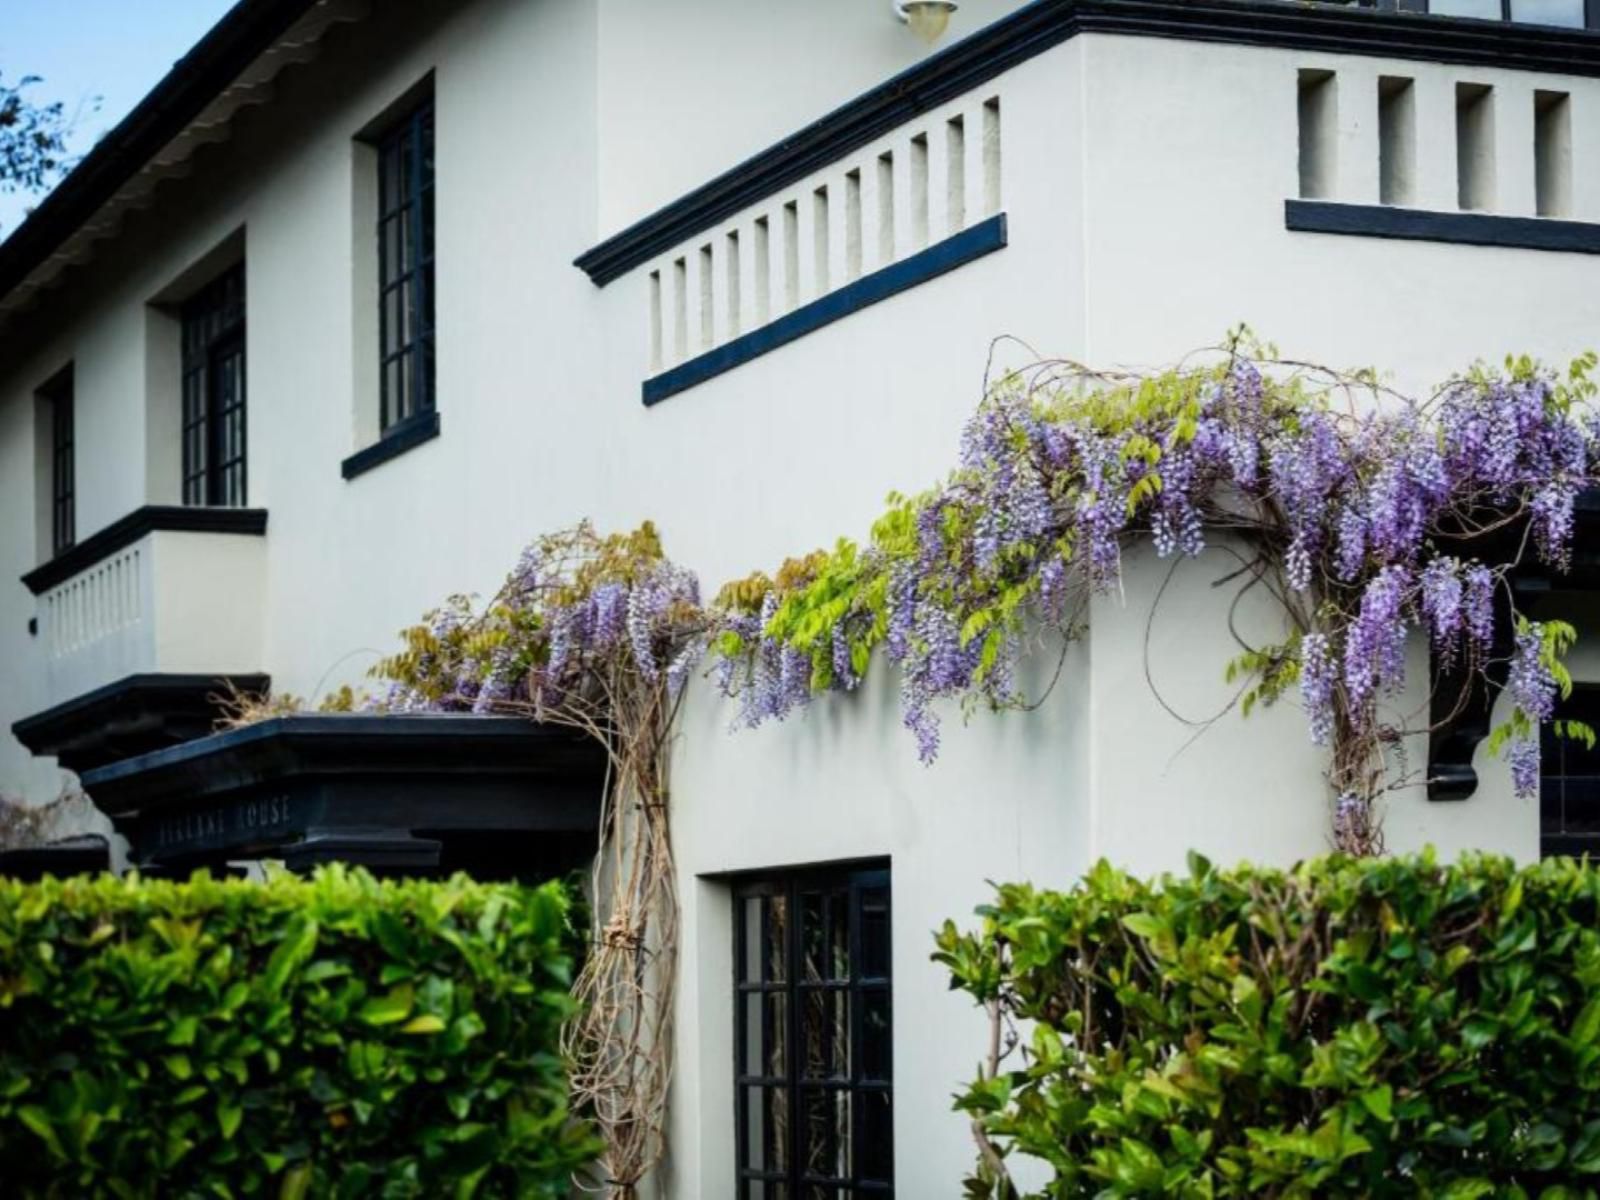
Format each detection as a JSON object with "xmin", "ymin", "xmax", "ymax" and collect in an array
[
  {"xmin": 0, "ymin": 867, "xmax": 598, "ymax": 1198},
  {"xmin": 936, "ymin": 852, "xmax": 1600, "ymax": 1197}
]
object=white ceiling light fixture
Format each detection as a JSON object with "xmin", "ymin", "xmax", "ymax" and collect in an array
[{"xmin": 894, "ymin": 1, "xmax": 959, "ymax": 46}]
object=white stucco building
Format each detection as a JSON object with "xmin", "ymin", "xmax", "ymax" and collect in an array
[{"xmin": 3, "ymin": 0, "xmax": 1600, "ymax": 1193}]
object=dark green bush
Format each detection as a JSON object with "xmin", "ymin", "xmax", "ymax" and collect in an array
[
  {"xmin": 0, "ymin": 867, "xmax": 599, "ymax": 1198},
  {"xmin": 936, "ymin": 852, "xmax": 1600, "ymax": 1198}
]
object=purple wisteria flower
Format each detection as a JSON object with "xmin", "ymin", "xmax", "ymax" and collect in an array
[
  {"xmin": 1419, "ymin": 558, "xmax": 1464, "ymax": 668},
  {"xmin": 1343, "ymin": 565, "xmax": 1412, "ymax": 713},
  {"xmin": 1300, "ymin": 631, "xmax": 1336, "ymax": 747}
]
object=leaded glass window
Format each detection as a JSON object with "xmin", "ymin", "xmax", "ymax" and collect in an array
[
  {"xmin": 43, "ymin": 367, "xmax": 74, "ymax": 555},
  {"xmin": 734, "ymin": 864, "xmax": 893, "ymax": 1198},
  {"xmin": 181, "ymin": 263, "xmax": 247, "ymax": 506},
  {"xmin": 377, "ymin": 99, "xmax": 435, "ymax": 432}
]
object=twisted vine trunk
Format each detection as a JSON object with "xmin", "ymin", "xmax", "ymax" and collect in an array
[{"xmin": 559, "ymin": 675, "xmax": 681, "ymax": 1197}]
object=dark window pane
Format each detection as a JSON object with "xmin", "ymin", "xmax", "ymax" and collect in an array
[
  {"xmin": 743, "ymin": 1086, "xmax": 790, "ymax": 1176},
  {"xmin": 381, "ymin": 215, "xmax": 402, "ymax": 280},
  {"xmin": 739, "ymin": 895, "xmax": 764, "ymax": 984},
  {"xmin": 381, "ymin": 143, "xmax": 402, "ymax": 210},
  {"xmin": 800, "ymin": 988, "xmax": 849, "ymax": 1082},
  {"xmin": 742, "ymin": 991, "xmax": 787, "ymax": 1080},
  {"xmin": 1541, "ymin": 780, "xmax": 1562, "ymax": 834},
  {"xmin": 383, "ymin": 286, "xmax": 403, "ymax": 357},
  {"xmin": 860, "ymin": 989, "xmax": 891, "ymax": 1082},
  {"xmin": 382, "ymin": 359, "xmax": 401, "ymax": 428},
  {"xmin": 856, "ymin": 1092, "xmax": 893, "ymax": 1184},
  {"xmin": 802, "ymin": 891, "xmax": 849, "ymax": 983},
  {"xmin": 402, "ymin": 277, "xmax": 420, "ymax": 342},
  {"xmin": 1544, "ymin": 690, "xmax": 1600, "ymax": 856},
  {"xmin": 1561, "ymin": 777, "xmax": 1600, "ymax": 833},
  {"xmin": 800, "ymin": 1087, "xmax": 850, "ymax": 1183},
  {"xmin": 419, "ymin": 337, "xmax": 436, "ymax": 414},
  {"xmin": 1561, "ymin": 729, "xmax": 1600, "ymax": 776},
  {"xmin": 859, "ymin": 889, "xmax": 890, "ymax": 981},
  {"xmin": 392, "ymin": 352, "xmax": 409, "ymax": 422},
  {"xmin": 763, "ymin": 894, "xmax": 789, "ymax": 984}
]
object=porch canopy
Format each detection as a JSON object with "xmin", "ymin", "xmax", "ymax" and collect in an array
[{"xmin": 79, "ymin": 714, "xmax": 606, "ymax": 880}]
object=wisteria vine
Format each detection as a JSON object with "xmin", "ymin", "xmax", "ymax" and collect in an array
[
  {"xmin": 377, "ymin": 524, "xmax": 702, "ymax": 1198},
  {"xmin": 708, "ymin": 337, "xmax": 1599, "ymax": 853},
  {"xmin": 357, "ymin": 337, "xmax": 1598, "ymax": 1185}
]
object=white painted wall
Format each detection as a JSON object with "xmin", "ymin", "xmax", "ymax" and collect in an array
[
  {"xmin": 1077, "ymin": 35, "xmax": 1600, "ymax": 381},
  {"xmin": 594, "ymin": 0, "xmax": 1030, "ymax": 236},
  {"xmin": 1, "ymin": 5, "xmax": 1598, "ymax": 1194}
]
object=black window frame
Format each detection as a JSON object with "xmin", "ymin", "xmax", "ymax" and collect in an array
[
  {"xmin": 180, "ymin": 262, "xmax": 247, "ymax": 507},
  {"xmin": 376, "ymin": 97, "xmax": 435, "ymax": 436},
  {"xmin": 733, "ymin": 862, "xmax": 893, "ymax": 1199},
  {"xmin": 1542, "ymin": 684, "xmax": 1600, "ymax": 858},
  {"xmin": 41, "ymin": 366, "xmax": 74, "ymax": 556}
]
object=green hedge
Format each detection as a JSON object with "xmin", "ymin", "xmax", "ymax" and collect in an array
[
  {"xmin": 936, "ymin": 852, "xmax": 1600, "ymax": 1198},
  {"xmin": 0, "ymin": 867, "xmax": 599, "ymax": 1199}
]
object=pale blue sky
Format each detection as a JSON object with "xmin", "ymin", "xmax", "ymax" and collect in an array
[{"xmin": 0, "ymin": 0, "xmax": 237, "ymax": 235}]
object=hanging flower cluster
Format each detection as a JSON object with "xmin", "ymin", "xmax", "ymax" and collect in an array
[
  {"xmin": 708, "ymin": 342, "xmax": 1598, "ymax": 842},
  {"xmin": 375, "ymin": 522, "xmax": 705, "ymax": 717},
  {"xmin": 368, "ymin": 340, "xmax": 1596, "ymax": 859}
]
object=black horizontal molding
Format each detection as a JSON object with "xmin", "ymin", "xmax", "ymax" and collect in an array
[
  {"xmin": 577, "ymin": 0, "xmax": 1600, "ymax": 287},
  {"xmin": 1287, "ymin": 198, "xmax": 1600, "ymax": 254},
  {"xmin": 79, "ymin": 713, "xmax": 609, "ymax": 877},
  {"xmin": 21, "ymin": 505, "xmax": 268, "ymax": 595},
  {"xmin": 0, "ymin": 835, "xmax": 112, "ymax": 882},
  {"xmin": 11, "ymin": 672, "xmax": 271, "ymax": 774},
  {"xmin": 341, "ymin": 408, "xmax": 440, "ymax": 480},
  {"xmin": 643, "ymin": 213, "xmax": 1007, "ymax": 407}
]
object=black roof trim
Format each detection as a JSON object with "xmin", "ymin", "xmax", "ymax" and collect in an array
[
  {"xmin": 21, "ymin": 505, "xmax": 268, "ymax": 595},
  {"xmin": 0, "ymin": 0, "xmax": 321, "ymax": 308},
  {"xmin": 575, "ymin": 0, "xmax": 1600, "ymax": 286}
]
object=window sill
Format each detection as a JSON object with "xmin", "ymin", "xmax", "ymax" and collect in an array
[
  {"xmin": 1285, "ymin": 198, "xmax": 1600, "ymax": 254},
  {"xmin": 341, "ymin": 409, "xmax": 440, "ymax": 480},
  {"xmin": 642, "ymin": 212, "xmax": 1008, "ymax": 407}
]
